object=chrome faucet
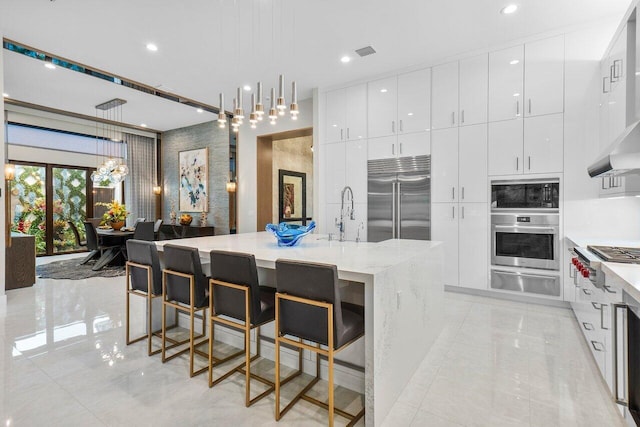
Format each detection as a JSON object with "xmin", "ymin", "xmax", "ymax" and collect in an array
[{"xmin": 335, "ymin": 186, "xmax": 355, "ymax": 242}]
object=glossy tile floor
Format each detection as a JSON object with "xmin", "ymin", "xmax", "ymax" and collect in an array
[{"xmin": 0, "ymin": 255, "xmax": 624, "ymax": 426}]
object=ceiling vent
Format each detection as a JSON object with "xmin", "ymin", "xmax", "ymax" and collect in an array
[{"xmin": 355, "ymin": 46, "xmax": 376, "ymax": 57}]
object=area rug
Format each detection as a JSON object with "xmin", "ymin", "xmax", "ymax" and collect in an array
[{"xmin": 36, "ymin": 259, "xmax": 125, "ymax": 280}]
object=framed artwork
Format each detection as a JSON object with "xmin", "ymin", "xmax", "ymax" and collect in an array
[
  {"xmin": 179, "ymin": 148, "xmax": 208, "ymax": 212},
  {"xmin": 278, "ymin": 169, "xmax": 306, "ymax": 224}
]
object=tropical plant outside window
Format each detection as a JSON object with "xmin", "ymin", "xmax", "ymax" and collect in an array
[{"xmin": 9, "ymin": 165, "xmax": 88, "ymax": 255}]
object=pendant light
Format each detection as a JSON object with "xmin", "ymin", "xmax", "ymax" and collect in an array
[
  {"xmin": 268, "ymin": 87, "xmax": 278, "ymax": 125},
  {"xmin": 249, "ymin": 93, "xmax": 258, "ymax": 129},
  {"xmin": 276, "ymin": 74, "xmax": 286, "ymax": 116},
  {"xmin": 217, "ymin": 93, "xmax": 226, "ymax": 128},
  {"xmin": 290, "ymin": 81, "xmax": 299, "ymax": 120},
  {"xmin": 255, "ymin": 82, "xmax": 264, "ymax": 120},
  {"xmin": 234, "ymin": 87, "xmax": 245, "ymax": 122}
]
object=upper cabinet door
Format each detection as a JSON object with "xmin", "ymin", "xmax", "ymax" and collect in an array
[
  {"xmin": 489, "ymin": 45, "xmax": 524, "ymax": 122},
  {"xmin": 524, "ymin": 35, "xmax": 565, "ymax": 117},
  {"xmin": 459, "ymin": 54, "xmax": 488, "ymax": 126},
  {"xmin": 458, "ymin": 124, "xmax": 488, "ymax": 203},
  {"xmin": 488, "ymin": 119, "xmax": 523, "ymax": 176},
  {"xmin": 323, "ymin": 141, "xmax": 346, "ymax": 203},
  {"xmin": 432, "ymin": 61, "xmax": 459, "ymax": 130},
  {"xmin": 431, "ymin": 128, "xmax": 459, "ymax": 203},
  {"xmin": 397, "ymin": 68, "xmax": 432, "ymax": 134},
  {"xmin": 368, "ymin": 76, "xmax": 398, "ymax": 138},
  {"xmin": 524, "ymin": 113, "xmax": 564, "ymax": 174},
  {"xmin": 325, "ymin": 89, "xmax": 346, "ymax": 143},
  {"xmin": 346, "ymin": 84, "xmax": 367, "ymax": 141}
]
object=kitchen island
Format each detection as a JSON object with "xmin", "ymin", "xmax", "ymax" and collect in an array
[{"xmin": 155, "ymin": 232, "xmax": 444, "ymax": 425}]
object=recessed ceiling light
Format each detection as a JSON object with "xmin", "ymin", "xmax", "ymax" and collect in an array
[
  {"xmin": 500, "ymin": 4, "xmax": 518, "ymax": 14},
  {"xmin": 196, "ymin": 108, "xmax": 204, "ymax": 113},
  {"xmin": 332, "ymin": 124, "xmax": 338, "ymax": 127},
  {"xmin": 513, "ymin": 93, "xmax": 520, "ymax": 97},
  {"xmin": 380, "ymin": 89, "xmax": 388, "ymax": 93},
  {"xmin": 2, "ymin": 93, "xmax": 8, "ymax": 98},
  {"xmin": 146, "ymin": 43, "xmax": 158, "ymax": 52},
  {"xmin": 407, "ymin": 112, "xmax": 414, "ymax": 116},
  {"xmin": 45, "ymin": 63, "xmax": 56, "ymax": 69},
  {"xmin": 341, "ymin": 56, "xmax": 351, "ymax": 63},
  {"xmin": 140, "ymin": 123, "xmax": 147, "ymax": 127},
  {"xmin": 509, "ymin": 59, "xmax": 519, "ymax": 65},
  {"xmin": 243, "ymin": 85, "xmax": 251, "ymax": 91}
]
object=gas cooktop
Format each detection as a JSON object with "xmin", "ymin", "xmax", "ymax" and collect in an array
[{"xmin": 588, "ymin": 245, "xmax": 640, "ymax": 264}]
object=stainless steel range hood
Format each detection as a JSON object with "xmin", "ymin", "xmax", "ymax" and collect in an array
[{"xmin": 588, "ymin": 120, "xmax": 640, "ymax": 178}]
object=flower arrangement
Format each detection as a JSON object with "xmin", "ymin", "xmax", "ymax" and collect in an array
[{"xmin": 96, "ymin": 200, "xmax": 129, "ymax": 224}]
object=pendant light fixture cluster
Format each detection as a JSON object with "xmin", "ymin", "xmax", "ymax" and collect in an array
[
  {"xmin": 217, "ymin": 74, "xmax": 299, "ymax": 132},
  {"xmin": 91, "ymin": 98, "xmax": 129, "ymax": 188}
]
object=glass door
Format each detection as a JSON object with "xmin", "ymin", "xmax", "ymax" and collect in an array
[{"xmin": 9, "ymin": 162, "xmax": 94, "ymax": 255}]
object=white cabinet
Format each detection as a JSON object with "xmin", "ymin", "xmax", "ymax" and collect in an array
[
  {"xmin": 488, "ymin": 115, "xmax": 563, "ymax": 175},
  {"xmin": 431, "ymin": 128, "xmax": 459, "ymax": 202},
  {"xmin": 368, "ymin": 133, "xmax": 430, "ymax": 160},
  {"xmin": 324, "ymin": 84, "xmax": 367, "ymax": 143},
  {"xmin": 459, "ymin": 54, "xmax": 488, "ymax": 126},
  {"xmin": 345, "ymin": 139, "xmax": 368, "ymax": 204},
  {"xmin": 431, "ymin": 203, "xmax": 459, "ymax": 287},
  {"xmin": 323, "ymin": 142, "xmax": 346, "ymax": 204},
  {"xmin": 608, "ymin": 26, "xmax": 628, "ymax": 143},
  {"xmin": 458, "ymin": 203, "xmax": 488, "ymax": 290},
  {"xmin": 432, "ymin": 61, "xmax": 459, "ymax": 129},
  {"xmin": 398, "ymin": 68, "xmax": 432, "ymax": 133},
  {"xmin": 488, "ymin": 119, "xmax": 523, "ymax": 175},
  {"xmin": 489, "ymin": 45, "xmax": 524, "ymax": 122},
  {"xmin": 459, "ymin": 124, "xmax": 488, "ymax": 203},
  {"xmin": 368, "ymin": 77, "xmax": 398, "ymax": 138},
  {"xmin": 523, "ymin": 113, "xmax": 564, "ymax": 174},
  {"xmin": 524, "ymin": 35, "xmax": 565, "ymax": 117},
  {"xmin": 368, "ymin": 70, "xmax": 432, "ymax": 138}
]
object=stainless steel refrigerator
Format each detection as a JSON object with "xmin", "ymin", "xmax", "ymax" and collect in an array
[{"xmin": 367, "ymin": 155, "xmax": 430, "ymax": 242}]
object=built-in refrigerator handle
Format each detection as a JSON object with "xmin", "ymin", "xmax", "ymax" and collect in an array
[
  {"xmin": 613, "ymin": 303, "xmax": 629, "ymax": 406},
  {"xmin": 397, "ymin": 182, "xmax": 401, "ymax": 239},
  {"xmin": 391, "ymin": 182, "xmax": 396, "ymax": 239}
]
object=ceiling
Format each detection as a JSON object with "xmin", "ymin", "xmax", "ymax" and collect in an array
[{"xmin": 0, "ymin": 0, "xmax": 633, "ymax": 132}]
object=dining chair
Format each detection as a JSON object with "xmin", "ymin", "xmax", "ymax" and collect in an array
[
  {"xmin": 274, "ymin": 259, "xmax": 365, "ymax": 427},
  {"xmin": 67, "ymin": 221, "xmax": 86, "ymax": 248},
  {"xmin": 133, "ymin": 217, "xmax": 146, "ymax": 227},
  {"xmin": 80, "ymin": 221, "xmax": 113, "ymax": 265},
  {"xmin": 161, "ymin": 244, "xmax": 210, "ymax": 377},
  {"xmin": 133, "ymin": 221, "xmax": 155, "ymax": 241},
  {"xmin": 208, "ymin": 250, "xmax": 302, "ymax": 407},
  {"xmin": 153, "ymin": 219, "xmax": 163, "ymax": 233}
]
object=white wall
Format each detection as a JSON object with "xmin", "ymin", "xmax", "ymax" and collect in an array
[
  {"xmin": 564, "ymin": 18, "xmax": 640, "ymax": 239},
  {"xmin": 236, "ymin": 97, "xmax": 313, "ymax": 233}
]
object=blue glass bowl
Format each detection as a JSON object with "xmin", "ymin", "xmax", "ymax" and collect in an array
[{"xmin": 265, "ymin": 221, "xmax": 316, "ymax": 247}]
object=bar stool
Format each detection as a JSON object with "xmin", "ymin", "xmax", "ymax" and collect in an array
[
  {"xmin": 161, "ymin": 244, "xmax": 209, "ymax": 377},
  {"xmin": 125, "ymin": 239, "xmax": 180, "ymax": 356},
  {"xmin": 274, "ymin": 259, "xmax": 365, "ymax": 427},
  {"xmin": 208, "ymin": 250, "xmax": 302, "ymax": 407}
]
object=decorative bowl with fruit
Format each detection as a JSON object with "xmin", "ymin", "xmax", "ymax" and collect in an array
[{"xmin": 179, "ymin": 214, "xmax": 193, "ymax": 226}]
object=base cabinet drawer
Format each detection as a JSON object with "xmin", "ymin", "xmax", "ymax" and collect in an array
[{"xmin": 491, "ymin": 270, "xmax": 560, "ymax": 297}]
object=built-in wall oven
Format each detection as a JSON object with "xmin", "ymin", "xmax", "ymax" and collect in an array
[{"xmin": 490, "ymin": 179, "xmax": 561, "ymax": 297}]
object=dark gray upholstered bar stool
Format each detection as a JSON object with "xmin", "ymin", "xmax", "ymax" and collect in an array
[
  {"xmin": 125, "ymin": 239, "xmax": 178, "ymax": 356},
  {"xmin": 161, "ymin": 244, "xmax": 209, "ymax": 377},
  {"xmin": 208, "ymin": 250, "xmax": 302, "ymax": 407},
  {"xmin": 274, "ymin": 259, "xmax": 365, "ymax": 427}
]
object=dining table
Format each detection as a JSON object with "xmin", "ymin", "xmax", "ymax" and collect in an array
[{"xmin": 93, "ymin": 228, "xmax": 135, "ymax": 271}]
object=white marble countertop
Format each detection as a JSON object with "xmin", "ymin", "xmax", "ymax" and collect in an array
[
  {"xmin": 565, "ymin": 235, "xmax": 640, "ymax": 249},
  {"xmin": 156, "ymin": 231, "xmax": 442, "ymax": 278},
  {"xmin": 601, "ymin": 262, "xmax": 640, "ymax": 302}
]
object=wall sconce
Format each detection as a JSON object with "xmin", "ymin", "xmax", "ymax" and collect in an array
[
  {"xmin": 4, "ymin": 164, "xmax": 15, "ymax": 181},
  {"xmin": 153, "ymin": 185, "xmax": 162, "ymax": 195},
  {"xmin": 226, "ymin": 181, "xmax": 237, "ymax": 193}
]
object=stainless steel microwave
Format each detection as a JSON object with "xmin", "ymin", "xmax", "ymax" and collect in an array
[{"xmin": 491, "ymin": 179, "xmax": 559, "ymax": 211}]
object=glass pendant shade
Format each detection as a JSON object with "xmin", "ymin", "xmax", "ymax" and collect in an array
[
  {"xmin": 255, "ymin": 81, "xmax": 264, "ymax": 120},
  {"xmin": 290, "ymin": 81, "xmax": 299, "ymax": 120},
  {"xmin": 276, "ymin": 74, "xmax": 286, "ymax": 114},
  {"xmin": 217, "ymin": 93, "xmax": 227, "ymax": 126}
]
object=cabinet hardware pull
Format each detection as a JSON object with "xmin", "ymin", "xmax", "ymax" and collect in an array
[
  {"xmin": 392, "ymin": 143, "xmax": 395, "ymax": 156},
  {"xmin": 582, "ymin": 288, "xmax": 592, "ymax": 295},
  {"xmin": 603, "ymin": 76, "xmax": 610, "ymax": 93},
  {"xmin": 347, "ymin": 128, "xmax": 350, "ymax": 139},
  {"xmin": 452, "ymin": 206, "xmax": 455, "ymax": 218},
  {"xmin": 582, "ymin": 322, "xmax": 594, "ymax": 331},
  {"xmin": 461, "ymin": 206, "xmax": 465, "ymax": 219},
  {"xmin": 602, "ymin": 177, "xmax": 609, "ymax": 190},
  {"xmin": 613, "ymin": 59, "xmax": 623, "ymax": 80},
  {"xmin": 461, "ymin": 187, "xmax": 465, "ymax": 200},
  {"xmin": 452, "ymin": 187, "xmax": 455, "ymax": 200},
  {"xmin": 611, "ymin": 64, "xmax": 617, "ymax": 83},
  {"xmin": 516, "ymin": 157, "xmax": 519, "ymax": 171},
  {"xmin": 590, "ymin": 340, "xmax": 605, "ymax": 352},
  {"xmin": 461, "ymin": 110, "xmax": 465, "ymax": 124},
  {"xmin": 528, "ymin": 156, "xmax": 531, "ymax": 170},
  {"xmin": 613, "ymin": 303, "xmax": 629, "ymax": 406},
  {"xmin": 601, "ymin": 302, "xmax": 609, "ymax": 330},
  {"xmin": 528, "ymin": 99, "xmax": 532, "ymax": 114},
  {"xmin": 603, "ymin": 285, "xmax": 617, "ymax": 294},
  {"xmin": 399, "ymin": 119, "xmax": 403, "ymax": 132},
  {"xmin": 591, "ymin": 302, "xmax": 601, "ymax": 310},
  {"xmin": 392, "ymin": 121, "xmax": 396, "ymax": 133},
  {"xmin": 341, "ymin": 129, "xmax": 343, "ymax": 140},
  {"xmin": 568, "ymin": 263, "xmax": 575, "ymax": 278},
  {"xmin": 516, "ymin": 100, "xmax": 519, "ymax": 116},
  {"xmin": 399, "ymin": 142, "xmax": 403, "ymax": 155}
]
